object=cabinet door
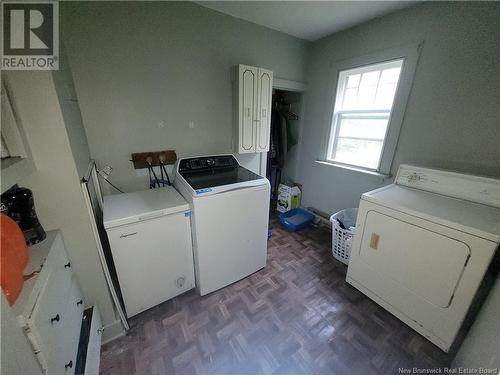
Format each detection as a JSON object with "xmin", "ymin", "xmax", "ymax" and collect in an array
[
  {"xmin": 256, "ymin": 68, "xmax": 273, "ymax": 152},
  {"xmin": 74, "ymin": 306, "xmax": 102, "ymax": 375},
  {"xmin": 82, "ymin": 306, "xmax": 102, "ymax": 375},
  {"xmin": 29, "ymin": 245, "xmax": 74, "ymax": 372},
  {"xmin": 238, "ymin": 65, "xmax": 258, "ymax": 153},
  {"xmin": 106, "ymin": 212, "xmax": 195, "ymax": 317},
  {"xmin": 358, "ymin": 210, "xmax": 470, "ymax": 309}
]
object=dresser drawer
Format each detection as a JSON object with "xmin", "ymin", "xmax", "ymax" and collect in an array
[
  {"xmin": 41, "ymin": 234, "xmax": 72, "ymax": 290},
  {"xmin": 14, "ymin": 232, "xmax": 71, "ymax": 324},
  {"xmin": 31, "ymin": 275, "xmax": 84, "ymax": 373},
  {"xmin": 30, "ymin": 257, "xmax": 73, "ymax": 335},
  {"xmin": 57, "ymin": 277, "xmax": 85, "ymax": 374},
  {"xmin": 30, "ymin": 279, "xmax": 71, "ymax": 372}
]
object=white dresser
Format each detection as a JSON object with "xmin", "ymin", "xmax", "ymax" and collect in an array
[{"xmin": 11, "ymin": 230, "xmax": 102, "ymax": 374}]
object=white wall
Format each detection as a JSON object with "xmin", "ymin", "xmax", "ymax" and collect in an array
[
  {"xmin": 453, "ymin": 275, "xmax": 500, "ymax": 369},
  {"xmin": 296, "ymin": 2, "xmax": 500, "ymax": 214},
  {"xmin": 52, "ymin": 44, "xmax": 91, "ymax": 179},
  {"xmin": 4, "ymin": 72, "xmax": 120, "ymax": 338},
  {"xmin": 60, "ymin": 1, "xmax": 309, "ymax": 193}
]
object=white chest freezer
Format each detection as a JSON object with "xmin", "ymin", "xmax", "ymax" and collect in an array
[{"xmin": 103, "ymin": 187, "xmax": 195, "ymax": 317}]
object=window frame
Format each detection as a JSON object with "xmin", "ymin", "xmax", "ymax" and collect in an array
[{"xmin": 322, "ymin": 44, "xmax": 421, "ymax": 175}]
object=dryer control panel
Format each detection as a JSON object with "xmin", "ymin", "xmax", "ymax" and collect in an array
[{"xmin": 396, "ymin": 165, "xmax": 500, "ymax": 208}]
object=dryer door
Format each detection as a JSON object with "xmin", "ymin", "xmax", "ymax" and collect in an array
[
  {"xmin": 358, "ymin": 210, "xmax": 470, "ymax": 308},
  {"xmin": 347, "ymin": 200, "xmax": 497, "ymax": 351}
]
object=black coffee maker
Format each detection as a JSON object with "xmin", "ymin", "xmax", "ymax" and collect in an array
[{"xmin": 1, "ymin": 185, "xmax": 46, "ymax": 245}]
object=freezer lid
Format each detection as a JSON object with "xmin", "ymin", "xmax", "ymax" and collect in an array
[
  {"xmin": 362, "ymin": 184, "xmax": 500, "ymax": 242},
  {"xmin": 103, "ymin": 187, "xmax": 190, "ymax": 229}
]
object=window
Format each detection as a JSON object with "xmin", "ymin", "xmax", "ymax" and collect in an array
[
  {"xmin": 322, "ymin": 44, "xmax": 420, "ymax": 175},
  {"xmin": 327, "ymin": 59, "xmax": 403, "ymax": 171}
]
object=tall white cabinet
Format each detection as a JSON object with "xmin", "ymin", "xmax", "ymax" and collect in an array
[
  {"xmin": 233, "ymin": 64, "xmax": 273, "ymax": 153},
  {"xmin": 11, "ymin": 231, "xmax": 102, "ymax": 375}
]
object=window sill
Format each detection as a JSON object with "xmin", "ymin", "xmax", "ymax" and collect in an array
[{"xmin": 315, "ymin": 160, "xmax": 391, "ymax": 179}]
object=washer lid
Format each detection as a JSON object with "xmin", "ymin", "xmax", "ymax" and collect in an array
[
  {"xmin": 103, "ymin": 187, "xmax": 189, "ymax": 229},
  {"xmin": 181, "ymin": 166, "xmax": 263, "ymax": 190},
  {"xmin": 175, "ymin": 154, "xmax": 268, "ymax": 197},
  {"xmin": 362, "ymin": 184, "xmax": 500, "ymax": 242}
]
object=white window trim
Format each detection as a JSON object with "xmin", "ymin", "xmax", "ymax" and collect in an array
[{"xmin": 321, "ymin": 43, "xmax": 422, "ymax": 175}]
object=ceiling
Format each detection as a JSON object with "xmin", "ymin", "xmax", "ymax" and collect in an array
[{"xmin": 196, "ymin": 1, "xmax": 419, "ymax": 42}]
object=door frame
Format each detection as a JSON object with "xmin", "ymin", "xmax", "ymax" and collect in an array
[{"xmin": 259, "ymin": 78, "xmax": 307, "ymax": 176}]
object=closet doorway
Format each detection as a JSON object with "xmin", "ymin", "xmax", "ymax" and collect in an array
[{"xmin": 265, "ymin": 80, "xmax": 305, "ymax": 212}]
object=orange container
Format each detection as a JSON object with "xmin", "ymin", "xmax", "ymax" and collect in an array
[{"xmin": 0, "ymin": 213, "xmax": 29, "ymax": 305}]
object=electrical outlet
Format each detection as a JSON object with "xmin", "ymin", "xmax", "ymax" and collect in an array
[{"xmin": 98, "ymin": 165, "xmax": 113, "ymax": 179}]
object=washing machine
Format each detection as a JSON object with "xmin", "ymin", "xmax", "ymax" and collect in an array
[
  {"xmin": 346, "ymin": 164, "xmax": 500, "ymax": 352},
  {"xmin": 173, "ymin": 154, "xmax": 270, "ymax": 296}
]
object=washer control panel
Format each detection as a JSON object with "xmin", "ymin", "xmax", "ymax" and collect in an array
[{"xmin": 178, "ymin": 155, "xmax": 237, "ymax": 172}]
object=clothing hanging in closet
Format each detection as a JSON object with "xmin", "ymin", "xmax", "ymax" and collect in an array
[{"xmin": 270, "ymin": 107, "xmax": 287, "ymax": 168}]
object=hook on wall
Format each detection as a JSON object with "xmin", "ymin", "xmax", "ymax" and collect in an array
[{"xmin": 130, "ymin": 150, "xmax": 177, "ymax": 169}]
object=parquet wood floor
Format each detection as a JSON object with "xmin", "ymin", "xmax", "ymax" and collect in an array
[{"xmin": 100, "ymin": 218, "xmax": 455, "ymax": 374}]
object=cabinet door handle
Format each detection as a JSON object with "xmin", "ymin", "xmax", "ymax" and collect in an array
[
  {"xmin": 120, "ymin": 232, "xmax": 137, "ymax": 238},
  {"xmin": 65, "ymin": 360, "xmax": 73, "ymax": 370},
  {"xmin": 76, "ymin": 299, "xmax": 83, "ymax": 306},
  {"xmin": 246, "ymin": 107, "xmax": 250, "ymax": 117},
  {"xmin": 64, "ymin": 262, "xmax": 71, "ymax": 268},
  {"xmin": 262, "ymin": 108, "xmax": 267, "ymax": 118},
  {"xmin": 51, "ymin": 314, "xmax": 60, "ymax": 324}
]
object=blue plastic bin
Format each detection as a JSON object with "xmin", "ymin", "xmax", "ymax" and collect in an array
[{"xmin": 279, "ymin": 208, "xmax": 315, "ymax": 231}]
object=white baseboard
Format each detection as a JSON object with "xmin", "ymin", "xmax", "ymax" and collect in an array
[{"xmin": 306, "ymin": 206, "xmax": 332, "ymax": 228}]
